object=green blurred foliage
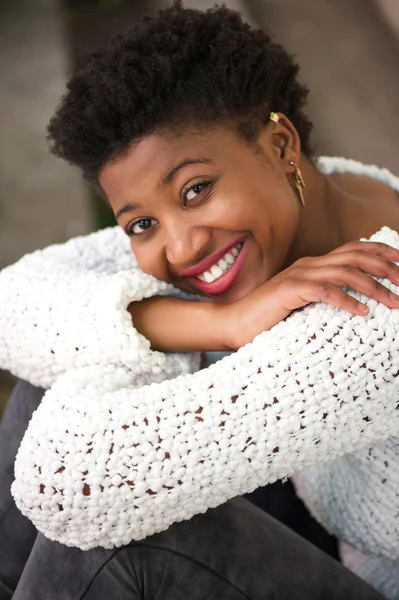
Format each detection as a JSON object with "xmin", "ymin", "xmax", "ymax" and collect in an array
[{"xmin": 88, "ymin": 187, "xmax": 116, "ymax": 229}]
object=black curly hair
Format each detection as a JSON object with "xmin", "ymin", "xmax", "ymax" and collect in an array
[{"xmin": 48, "ymin": 1, "xmax": 313, "ymax": 183}]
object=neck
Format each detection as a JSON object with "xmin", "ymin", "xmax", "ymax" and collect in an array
[{"xmin": 284, "ymin": 156, "xmax": 354, "ymax": 266}]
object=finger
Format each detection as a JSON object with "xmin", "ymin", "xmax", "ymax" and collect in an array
[
  {"xmin": 295, "ymin": 282, "xmax": 371, "ymax": 316},
  {"xmin": 329, "ymin": 241, "xmax": 399, "ymax": 259},
  {"xmin": 305, "ymin": 265, "xmax": 399, "ymax": 309},
  {"xmin": 316, "ymin": 251, "xmax": 399, "ymax": 284}
]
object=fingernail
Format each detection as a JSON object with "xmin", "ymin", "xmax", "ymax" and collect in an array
[{"xmin": 359, "ymin": 305, "xmax": 370, "ymax": 314}]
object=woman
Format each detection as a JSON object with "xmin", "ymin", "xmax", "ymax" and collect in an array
[{"xmin": 1, "ymin": 3, "xmax": 399, "ymax": 598}]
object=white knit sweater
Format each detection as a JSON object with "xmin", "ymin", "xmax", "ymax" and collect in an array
[{"xmin": 0, "ymin": 157, "xmax": 399, "ymax": 598}]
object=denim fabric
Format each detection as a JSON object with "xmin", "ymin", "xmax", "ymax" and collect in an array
[
  {"xmin": 1, "ymin": 382, "xmax": 386, "ymax": 600},
  {"xmin": 0, "ymin": 381, "xmax": 40, "ymax": 598}
]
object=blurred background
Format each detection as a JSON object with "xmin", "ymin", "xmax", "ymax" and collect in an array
[{"xmin": 1, "ymin": 0, "xmax": 399, "ymax": 410}]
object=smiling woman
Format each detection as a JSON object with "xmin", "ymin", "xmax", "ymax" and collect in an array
[
  {"xmin": 1, "ymin": 2, "xmax": 399, "ymax": 600},
  {"xmin": 99, "ymin": 122, "xmax": 300, "ymax": 303}
]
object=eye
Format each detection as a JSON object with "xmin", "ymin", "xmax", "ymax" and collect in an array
[
  {"xmin": 127, "ymin": 218, "xmax": 157, "ymax": 236},
  {"xmin": 184, "ymin": 182, "xmax": 208, "ymax": 204}
]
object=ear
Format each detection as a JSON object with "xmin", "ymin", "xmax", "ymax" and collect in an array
[{"xmin": 263, "ymin": 113, "xmax": 302, "ymax": 169}]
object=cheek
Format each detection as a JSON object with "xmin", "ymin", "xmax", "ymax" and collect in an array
[
  {"xmin": 248, "ymin": 181, "xmax": 292, "ymax": 233},
  {"xmin": 271, "ymin": 180, "xmax": 299, "ymax": 234},
  {"xmin": 268, "ymin": 190, "xmax": 300, "ymax": 271},
  {"xmin": 130, "ymin": 244, "xmax": 159, "ymax": 278},
  {"xmin": 249, "ymin": 179, "xmax": 300, "ymax": 272}
]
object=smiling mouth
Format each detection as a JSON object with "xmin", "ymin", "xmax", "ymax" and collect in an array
[
  {"xmin": 187, "ymin": 241, "xmax": 247, "ymax": 296},
  {"xmin": 196, "ymin": 242, "xmax": 243, "ymax": 283}
]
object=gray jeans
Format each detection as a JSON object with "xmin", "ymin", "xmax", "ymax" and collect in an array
[{"xmin": 0, "ymin": 381, "xmax": 385, "ymax": 600}]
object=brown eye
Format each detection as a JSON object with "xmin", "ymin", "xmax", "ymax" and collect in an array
[
  {"xmin": 184, "ymin": 182, "xmax": 207, "ymax": 204},
  {"xmin": 129, "ymin": 218, "xmax": 156, "ymax": 236}
]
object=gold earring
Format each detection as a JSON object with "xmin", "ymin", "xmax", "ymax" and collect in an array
[
  {"xmin": 269, "ymin": 112, "xmax": 279, "ymax": 124},
  {"xmin": 289, "ymin": 160, "xmax": 306, "ymax": 207}
]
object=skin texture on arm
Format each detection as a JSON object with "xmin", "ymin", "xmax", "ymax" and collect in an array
[
  {"xmin": 11, "ymin": 227, "xmax": 399, "ymax": 551},
  {"xmin": 128, "ymin": 298, "xmax": 231, "ymax": 352}
]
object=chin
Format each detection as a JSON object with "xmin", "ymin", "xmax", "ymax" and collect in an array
[{"xmin": 212, "ymin": 278, "xmax": 264, "ymax": 304}]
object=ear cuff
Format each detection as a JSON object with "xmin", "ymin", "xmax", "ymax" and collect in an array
[{"xmin": 269, "ymin": 112, "xmax": 306, "ymax": 207}]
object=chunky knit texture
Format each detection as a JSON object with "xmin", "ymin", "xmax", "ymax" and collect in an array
[
  {"xmin": 0, "ymin": 226, "xmax": 200, "ymax": 389},
  {"xmin": 1, "ymin": 157, "xmax": 399, "ymax": 597}
]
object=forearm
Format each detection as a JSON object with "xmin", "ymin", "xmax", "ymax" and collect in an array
[
  {"xmin": 0, "ymin": 227, "xmax": 186, "ymax": 387},
  {"xmin": 13, "ymin": 294, "xmax": 399, "ymax": 549},
  {"xmin": 128, "ymin": 297, "xmax": 231, "ymax": 352}
]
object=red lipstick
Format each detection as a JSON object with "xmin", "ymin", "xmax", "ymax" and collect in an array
[
  {"xmin": 187, "ymin": 241, "xmax": 248, "ymax": 295},
  {"xmin": 180, "ymin": 238, "xmax": 245, "ymax": 278}
]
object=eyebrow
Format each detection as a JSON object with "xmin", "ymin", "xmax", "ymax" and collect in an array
[
  {"xmin": 115, "ymin": 157, "xmax": 214, "ymax": 221},
  {"xmin": 115, "ymin": 203, "xmax": 138, "ymax": 221},
  {"xmin": 161, "ymin": 157, "xmax": 214, "ymax": 187}
]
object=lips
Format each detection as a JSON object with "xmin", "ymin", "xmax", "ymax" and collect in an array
[
  {"xmin": 179, "ymin": 238, "xmax": 245, "ymax": 278},
  {"xmin": 187, "ymin": 241, "xmax": 248, "ymax": 295},
  {"xmin": 197, "ymin": 242, "xmax": 243, "ymax": 283}
]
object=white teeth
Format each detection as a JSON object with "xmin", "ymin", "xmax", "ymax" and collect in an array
[
  {"xmin": 196, "ymin": 242, "xmax": 243, "ymax": 284},
  {"xmin": 210, "ymin": 264, "xmax": 223, "ymax": 278}
]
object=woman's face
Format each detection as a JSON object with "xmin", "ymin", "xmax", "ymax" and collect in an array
[{"xmin": 99, "ymin": 121, "xmax": 301, "ymax": 303}]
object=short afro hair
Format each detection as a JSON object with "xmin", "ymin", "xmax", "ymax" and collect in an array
[{"xmin": 48, "ymin": 1, "xmax": 313, "ymax": 183}]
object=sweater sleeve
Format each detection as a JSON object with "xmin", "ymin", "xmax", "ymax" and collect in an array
[
  {"xmin": 0, "ymin": 226, "xmax": 199, "ymax": 388},
  {"xmin": 293, "ymin": 439, "xmax": 399, "ymax": 561},
  {"xmin": 11, "ymin": 227, "xmax": 399, "ymax": 550}
]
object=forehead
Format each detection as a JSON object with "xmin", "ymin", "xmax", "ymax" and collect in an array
[{"xmin": 98, "ymin": 126, "xmax": 243, "ymax": 196}]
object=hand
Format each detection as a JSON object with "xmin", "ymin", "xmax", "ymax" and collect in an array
[{"xmin": 224, "ymin": 241, "xmax": 399, "ymax": 350}]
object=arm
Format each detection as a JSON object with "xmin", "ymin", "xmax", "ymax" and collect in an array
[
  {"xmin": 0, "ymin": 226, "xmax": 200, "ymax": 388},
  {"xmin": 2, "ymin": 220, "xmax": 399, "ymax": 382},
  {"xmin": 128, "ymin": 297, "xmax": 232, "ymax": 352},
  {"xmin": 293, "ymin": 439, "xmax": 399, "ymax": 561},
  {"xmin": 12, "ymin": 235, "xmax": 399, "ymax": 548}
]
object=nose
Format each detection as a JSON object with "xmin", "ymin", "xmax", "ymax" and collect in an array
[{"xmin": 164, "ymin": 216, "xmax": 211, "ymax": 272}]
